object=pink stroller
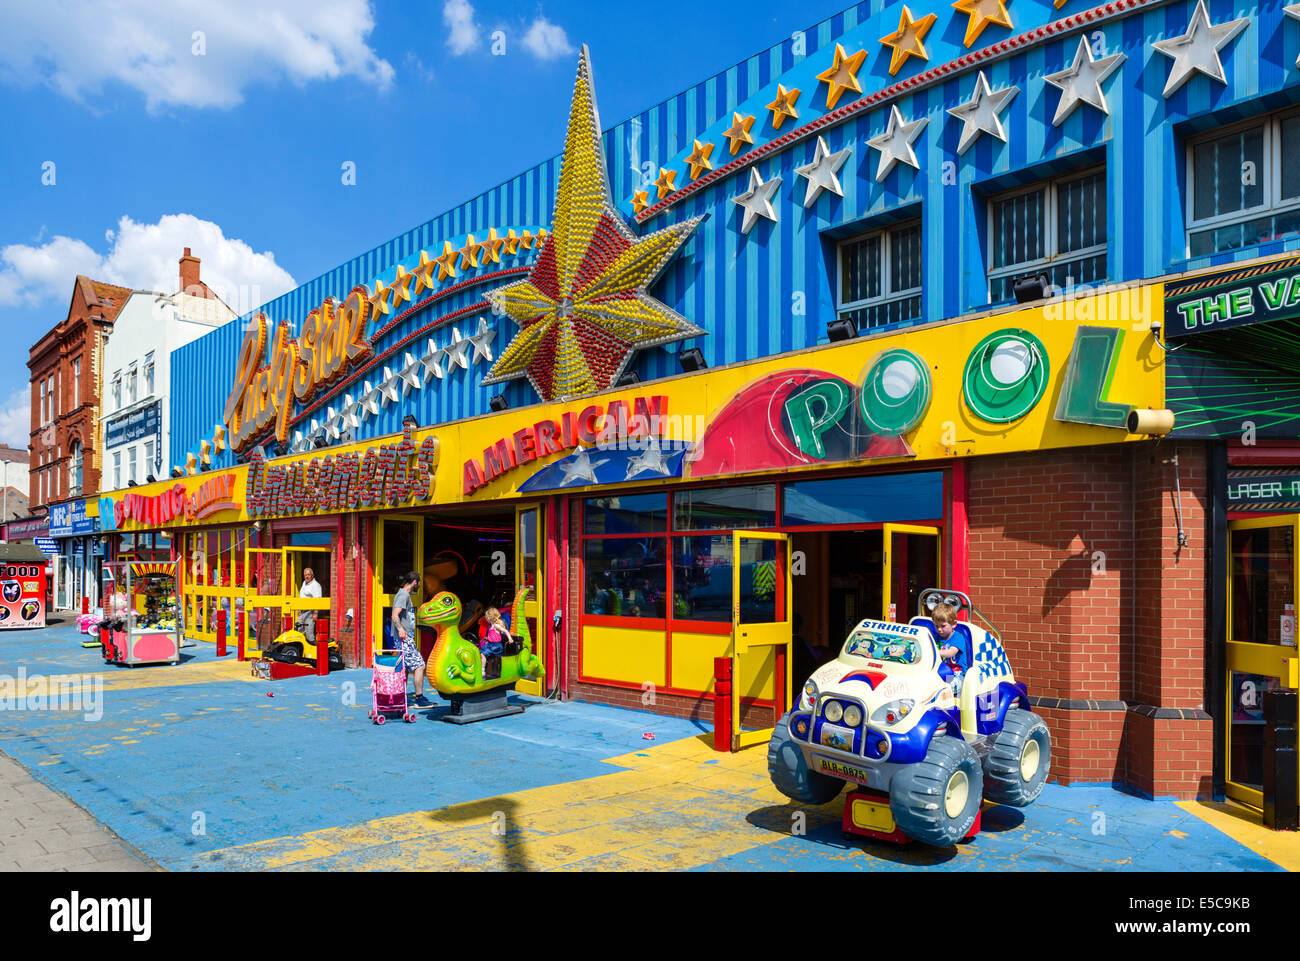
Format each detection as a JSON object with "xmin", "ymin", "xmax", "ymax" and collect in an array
[{"xmin": 369, "ymin": 650, "xmax": 415, "ymax": 724}]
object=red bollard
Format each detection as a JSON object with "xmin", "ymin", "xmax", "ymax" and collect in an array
[
  {"xmin": 316, "ymin": 637, "xmax": 329, "ymax": 677},
  {"xmin": 81, "ymin": 596, "xmax": 89, "ymax": 616},
  {"xmin": 713, "ymin": 656, "xmax": 733, "ymax": 753},
  {"xmin": 216, "ymin": 608, "xmax": 227, "ymax": 658},
  {"xmin": 236, "ymin": 611, "xmax": 246, "ymax": 662}
]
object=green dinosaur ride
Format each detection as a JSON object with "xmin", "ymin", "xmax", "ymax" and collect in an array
[{"xmin": 415, "ymin": 587, "xmax": 545, "ymax": 696}]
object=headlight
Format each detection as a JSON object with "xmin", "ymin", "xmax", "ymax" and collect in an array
[
  {"xmin": 871, "ymin": 699, "xmax": 915, "ymax": 725},
  {"xmin": 823, "ymin": 701, "xmax": 844, "ymax": 723},
  {"xmin": 800, "ymin": 680, "xmax": 819, "ymax": 710},
  {"xmin": 842, "ymin": 705, "xmax": 862, "ymax": 727}
]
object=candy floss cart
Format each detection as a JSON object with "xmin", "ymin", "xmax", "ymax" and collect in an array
[
  {"xmin": 0, "ymin": 544, "xmax": 48, "ymax": 630},
  {"xmin": 99, "ymin": 561, "xmax": 181, "ymax": 666}
]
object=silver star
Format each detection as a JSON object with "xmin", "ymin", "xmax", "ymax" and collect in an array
[
  {"xmin": 445, "ymin": 327, "xmax": 471, "ymax": 371},
  {"xmin": 290, "ymin": 430, "xmax": 306, "ymax": 452},
  {"xmin": 1151, "ymin": 0, "xmax": 1248, "ymax": 98},
  {"xmin": 420, "ymin": 340, "xmax": 446, "ymax": 381},
  {"xmin": 947, "ymin": 71, "xmax": 1019, "ymax": 154},
  {"xmin": 1287, "ymin": 5, "xmax": 1300, "ymax": 67},
  {"xmin": 625, "ymin": 441, "xmax": 672, "ymax": 479},
  {"xmin": 731, "ymin": 167, "xmax": 782, "ymax": 234},
  {"xmin": 341, "ymin": 396, "xmax": 361, "ymax": 429},
  {"xmin": 468, "ymin": 317, "xmax": 497, "ymax": 365},
  {"xmin": 323, "ymin": 407, "xmax": 341, "ymax": 440},
  {"xmin": 865, "ymin": 105, "xmax": 928, "ymax": 182},
  {"xmin": 794, "ymin": 136, "xmax": 853, "ymax": 207},
  {"xmin": 360, "ymin": 382, "xmax": 381, "ymax": 416},
  {"xmin": 1044, "ymin": 37, "xmax": 1126, "ymax": 126},
  {"xmin": 559, "ymin": 447, "xmax": 609, "ymax": 486},
  {"xmin": 379, "ymin": 368, "xmax": 401, "ymax": 406},
  {"xmin": 399, "ymin": 352, "xmax": 422, "ymax": 394}
]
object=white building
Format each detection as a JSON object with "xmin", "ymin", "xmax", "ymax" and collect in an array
[{"xmin": 100, "ymin": 249, "xmax": 235, "ymax": 489}]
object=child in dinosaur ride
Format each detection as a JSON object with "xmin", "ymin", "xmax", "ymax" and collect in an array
[{"xmin": 479, "ymin": 607, "xmax": 509, "ymax": 677}]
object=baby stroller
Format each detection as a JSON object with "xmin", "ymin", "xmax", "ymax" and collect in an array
[{"xmin": 369, "ymin": 649, "xmax": 416, "ymax": 724}]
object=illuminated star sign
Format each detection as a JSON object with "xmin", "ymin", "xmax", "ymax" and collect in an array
[
  {"xmin": 794, "ymin": 136, "xmax": 852, "ymax": 207},
  {"xmin": 732, "ymin": 167, "xmax": 783, "ymax": 233},
  {"xmin": 560, "ymin": 447, "xmax": 609, "ymax": 486},
  {"xmin": 482, "ymin": 47, "xmax": 704, "ymax": 402},
  {"xmin": 626, "ymin": 441, "xmax": 672, "ymax": 479},
  {"xmin": 866, "ymin": 105, "xmax": 928, "ymax": 181},
  {"xmin": 1151, "ymin": 0, "xmax": 1248, "ymax": 98},
  {"xmin": 947, "ymin": 70, "xmax": 1019, "ymax": 154},
  {"xmin": 880, "ymin": 7, "xmax": 937, "ymax": 76},
  {"xmin": 951, "ymin": 0, "xmax": 1013, "ymax": 49},
  {"xmin": 1044, "ymin": 37, "xmax": 1126, "ymax": 126}
]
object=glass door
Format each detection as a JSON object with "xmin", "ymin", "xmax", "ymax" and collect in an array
[
  {"xmin": 243, "ymin": 547, "xmax": 286, "ymax": 658},
  {"xmin": 1226, "ymin": 516, "xmax": 1300, "ymax": 809},
  {"xmin": 515, "ymin": 505, "xmax": 545, "ymax": 697},
  {"xmin": 371, "ymin": 516, "xmax": 424, "ymax": 662},
  {"xmin": 730, "ymin": 531, "xmax": 792, "ymax": 750},
  {"xmin": 882, "ymin": 523, "xmax": 942, "ymax": 623}
]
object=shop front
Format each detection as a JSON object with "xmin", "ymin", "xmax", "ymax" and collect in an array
[{"xmin": 49, "ymin": 499, "xmax": 100, "ymax": 612}]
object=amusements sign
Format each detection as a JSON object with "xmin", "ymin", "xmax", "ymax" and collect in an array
[
  {"xmin": 1165, "ymin": 254, "xmax": 1300, "ymax": 337},
  {"xmin": 0, "ymin": 563, "xmax": 45, "ymax": 630}
]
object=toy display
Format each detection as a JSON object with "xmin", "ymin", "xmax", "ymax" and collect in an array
[
  {"xmin": 415, "ymin": 586, "xmax": 544, "ymax": 723},
  {"xmin": 768, "ymin": 588, "xmax": 1051, "ymax": 847},
  {"xmin": 369, "ymin": 650, "xmax": 416, "ymax": 724},
  {"xmin": 98, "ymin": 561, "xmax": 181, "ymax": 667}
]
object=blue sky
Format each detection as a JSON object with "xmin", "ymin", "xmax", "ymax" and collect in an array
[{"xmin": 0, "ymin": 0, "xmax": 853, "ymax": 447}]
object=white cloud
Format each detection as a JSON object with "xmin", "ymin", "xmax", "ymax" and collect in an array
[
  {"xmin": 0, "ymin": 0, "xmax": 394, "ymax": 110},
  {"xmin": 0, "ymin": 389, "xmax": 30, "ymax": 450},
  {"xmin": 443, "ymin": 0, "xmax": 479, "ymax": 56},
  {"xmin": 0, "ymin": 214, "xmax": 297, "ymax": 316},
  {"xmin": 520, "ymin": 16, "xmax": 575, "ymax": 61}
]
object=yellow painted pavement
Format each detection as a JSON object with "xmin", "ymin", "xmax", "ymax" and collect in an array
[
  {"xmin": 30, "ymin": 658, "xmax": 261, "ymax": 695},
  {"xmin": 1177, "ymin": 799, "xmax": 1300, "ymax": 872}
]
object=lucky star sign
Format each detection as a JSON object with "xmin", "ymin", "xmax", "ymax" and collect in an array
[{"xmin": 482, "ymin": 47, "xmax": 705, "ymax": 402}]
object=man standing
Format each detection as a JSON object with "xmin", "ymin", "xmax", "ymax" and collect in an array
[
  {"xmin": 392, "ymin": 571, "xmax": 429, "ymax": 707},
  {"xmin": 298, "ymin": 567, "xmax": 322, "ymax": 644}
]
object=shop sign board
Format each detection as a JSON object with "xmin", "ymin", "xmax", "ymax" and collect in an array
[
  {"xmin": 105, "ymin": 401, "xmax": 162, "ymax": 450},
  {"xmin": 1225, "ymin": 469, "xmax": 1300, "ymax": 512},
  {"xmin": 0, "ymin": 563, "xmax": 45, "ymax": 629},
  {"xmin": 4, "ymin": 517, "xmax": 49, "ymax": 540},
  {"xmin": 34, "ymin": 538, "xmax": 56, "ymax": 555},
  {"xmin": 49, "ymin": 500, "xmax": 96, "ymax": 537},
  {"xmin": 1165, "ymin": 253, "xmax": 1300, "ymax": 337}
]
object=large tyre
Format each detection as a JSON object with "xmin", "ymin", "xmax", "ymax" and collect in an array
[
  {"xmin": 982, "ymin": 709, "xmax": 1051, "ymax": 806},
  {"xmin": 889, "ymin": 737, "xmax": 983, "ymax": 846},
  {"xmin": 767, "ymin": 710, "xmax": 844, "ymax": 805}
]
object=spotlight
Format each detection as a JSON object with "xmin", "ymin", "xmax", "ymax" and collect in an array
[
  {"xmin": 827, "ymin": 318, "xmax": 858, "ymax": 342},
  {"xmin": 1012, "ymin": 272, "xmax": 1051, "ymax": 304},
  {"xmin": 127, "ymin": 480, "xmax": 138, "ymax": 487},
  {"xmin": 200, "ymin": 462, "xmax": 211, "ymax": 472},
  {"xmin": 171, "ymin": 467, "xmax": 183, "ymax": 478},
  {"xmin": 615, "ymin": 370, "xmax": 640, "ymax": 387},
  {"xmin": 678, "ymin": 348, "xmax": 706, "ymax": 373},
  {"xmin": 489, "ymin": 395, "xmax": 509, "ymax": 412},
  {"xmin": 145, "ymin": 474, "xmax": 157, "ymax": 484}
]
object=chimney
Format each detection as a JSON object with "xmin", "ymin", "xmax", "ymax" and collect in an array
[{"xmin": 179, "ymin": 247, "xmax": 202, "ymax": 297}]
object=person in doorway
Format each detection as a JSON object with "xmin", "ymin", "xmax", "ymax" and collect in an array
[
  {"xmin": 298, "ymin": 567, "xmax": 322, "ymax": 644},
  {"xmin": 392, "ymin": 571, "xmax": 429, "ymax": 706}
]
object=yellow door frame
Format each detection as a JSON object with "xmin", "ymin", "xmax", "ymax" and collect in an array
[
  {"xmin": 730, "ymin": 531, "xmax": 792, "ymax": 751},
  {"xmin": 1225, "ymin": 515, "xmax": 1300, "ymax": 809},
  {"xmin": 371, "ymin": 515, "xmax": 425, "ymax": 657},
  {"xmin": 515, "ymin": 504, "xmax": 546, "ymax": 697},
  {"xmin": 882, "ymin": 523, "xmax": 943, "ymax": 622},
  {"xmin": 283, "ymin": 546, "xmax": 333, "ymax": 653},
  {"xmin": 243, "ymin": 546, "xmax": 287, "ymax": 658}
]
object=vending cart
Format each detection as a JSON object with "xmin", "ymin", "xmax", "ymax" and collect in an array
[
  {"xmin": 99, "ymin": 561, "xmax": 181, "ymax": 666},
  {"xmin": 0, "ymin": 544, "xmax": 48, "ymax": 630}
]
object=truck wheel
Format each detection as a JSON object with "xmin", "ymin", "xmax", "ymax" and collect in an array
[
  {"xmin": 889, "ymin": 737, "xmax": 982, "ymax": 846},
  {"xmin": 767, "ymin": 711, "xmax": 844, "ymax": 806},
  {"xmin": 982, "ymin": 709, "xmax": 1051, "ymax": 806}
]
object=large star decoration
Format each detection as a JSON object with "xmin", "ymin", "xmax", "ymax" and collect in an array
[
  {"xmin": 794, "ymin": 136, "xmax": 852, "ymax": 207},
  {"xmin": 482, "ymin": 47, "xmax": 704, "ymax": 402},
  {"xmin": 866, "ymin": 105, "xmax": 928, "ymax": 181},
  {"xmin": 952, "ymin": 0, "xmax": 1013, "ymax": 49},
  {"xmin": 880, "ymin": 6, "xmax": 937, "ymax": 77},
  {"xmin": 732, "ymin": 167, "xmax": 783, "ymax": 233},
  {"xmin": 1044, "ymin": 37, "xmax": 1126, "ymax": 125},
  {"xmin": 947, "ymin": 70, "xmax": 1019, "ymax": 154},
  {"xmin": 1151, "ymin": 0, "xmax": 1247, "ymax": 98}
]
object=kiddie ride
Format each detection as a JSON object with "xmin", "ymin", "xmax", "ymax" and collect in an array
[
  {"xmin": 414, "ymin": 587, "xmax": 545, "ymax": 723},
  {"xmin": 768, "ymin": 589, "xmax": 1051, "ymax": 847}
]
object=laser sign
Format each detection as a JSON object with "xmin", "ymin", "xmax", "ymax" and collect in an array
[{"xmin": 1164, "ymin": 253, "xmax": 1300, "ymax": 337}]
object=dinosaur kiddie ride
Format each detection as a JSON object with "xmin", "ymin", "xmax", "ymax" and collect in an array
[
  {"xmin": 415, "ymin": 587, "xmax": 545, "ymax": 723},
  {"xmin": 768, "ymin": 588, "xmax": 1051, "ymax": 847}
]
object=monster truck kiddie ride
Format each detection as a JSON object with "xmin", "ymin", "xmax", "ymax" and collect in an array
[{"xmin": 768, "ymin": 588, "xmax": 1051, "ymax": 847}]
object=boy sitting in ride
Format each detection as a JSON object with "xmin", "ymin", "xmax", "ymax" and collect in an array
[{"xmin": 931, "ymin": 603, "xmax": 968, "ymax": 692}]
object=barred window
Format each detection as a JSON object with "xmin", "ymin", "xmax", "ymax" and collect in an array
[
  {"xmin": 837, "ymin": 220, "xmax": 923, "ymax": 332},
  {"xmin": 988, "ymin": 168, "xmax": 1107, "ymax": 303}
]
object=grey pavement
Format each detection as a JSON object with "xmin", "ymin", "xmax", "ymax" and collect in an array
[{"xmin": 0, "ymin": 749, "xmax": 155, "ymax": 872}]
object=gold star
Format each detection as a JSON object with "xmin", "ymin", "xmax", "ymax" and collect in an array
[
  {"xmin": 212, "ymin": 425, "xmax": 226, "ymax": 454},
  {"xmin": 722, "ymin": 112, "xmax": 756, "ymax": 155},
  {"xmin": 368, "ymin": 278, "xmax": 392, "ymax": 317},
  {"xmin": 952, "ymin": 0, "xmax": 1013, "ymax": 48},
  {"xmin": 458, "ymin": 234, "xmax": 481, "ymax": 270},
  {"xmin": 684, "ymin": 141, "xmax": 715, "ymax": 181},
  {"xmin": 653, "ymin": 167, "xmax": 678, "ymax": 199},
  {"xmin": 480, "ymin": 227, "xmax": 506, "ymax": 265},
  {"xmin": 536, "ymin": 227, "xmax": 548, "ymax": 246},
  {"xmin": 390, "ymin": 264, "xmax": 414, "ymax": 307},
  {"xmin": 434, "ymin": 241, "xmax": 459, "ymax": 282},
  {"xmin": 504, "ymin": 229, "xmax": 521, "ymax": 256},
  {"xmin": 766, "ymin": 84, "xmax": 801, "ymax": 129},
  {"xmin": 520, "ymin": 230, "xmax": 536, "ymax": 250},
  {"xmin": 815, "ymin": 44, "xmax": 868, "ymax": 109},
  {"xmin": 185, "ymin": 453, "xmax": 197, "ymax": 476},
  {"xmin": 411, "ymin": 249, "xmax": 438, "ymax": 297},
  {"xmin": 880, "ymin": 7, "xmax": 937, "ymax": 76},
  {"xmin": 199, "ymin": 440, "xmax": 212, "ymax": 464},
  {"xmin": 632, "ymin": 190, "xmax": 649, "ymax": 214}
]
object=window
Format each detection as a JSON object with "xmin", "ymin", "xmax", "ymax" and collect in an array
[
  {"xmin": 673, "ymin": 484, "xmax": 776, "ymax": 531},
  {"xmin": 127, "ymin": 365, "xmax": 137, "ymax": 405},
  {"xmin": 838, "ymin": 220, "xmax": 923, "ymax": 331},
  {"xmin": 144, "ymin": 440, "xmax": 154, "ymax": 478},
  {"xmin": 112, "ymin": 372, "xmax": 121, "ymax": 410},
  {"xmin": 39, "ymin": 380, "xmax": 46, "ymax": 425},
  {"xmin": 988, "ymin": 167, "xmax": 1107, "ymax": 303},
  {"xmin": 128, "ymin": 446, "xmax": 137, "ymax": 484},
  {"xmin": 72, "ymin": 357, "xmax": 80, "ymax": 408},
  {"xmin": 113, "ymin": 452, "xmax": 122, "ymax": 490},
  {"xmin": 70, "ymin": 442, "xmax": 82, "ymax": 496},
  {"xmin": 47, "ymin": 375, "xmax": 55, "ymax": 419},
  {"xmin": 1187, "ymin": 112, "xmax": 1300, "ymax": 257},
  {"xmin": 144, "ymin": 352, "xmax": 155, "ymax": 396}
]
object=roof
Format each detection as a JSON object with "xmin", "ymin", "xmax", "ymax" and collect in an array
[
  {"xmin": 0, "ymin": 543, "xmax": 48, "ymax": 563},
  {"xmin": 80, "ymin": 276, "xmax": 131, "ymax": 313},
  {"xmin": 0, "ymin": 446, "xmax": 28, "ymax": 465}
]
